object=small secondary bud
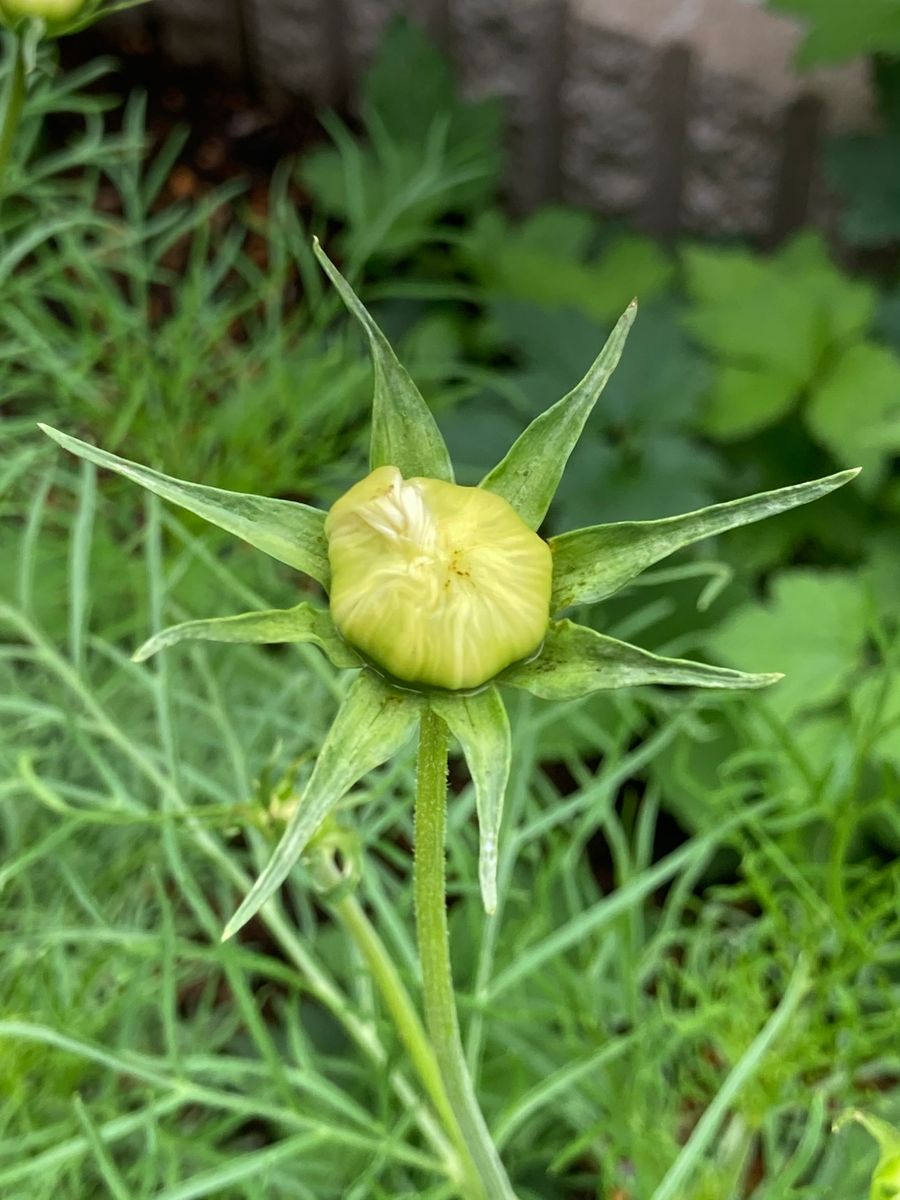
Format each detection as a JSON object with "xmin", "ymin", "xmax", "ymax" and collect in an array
[{"xmin": 326, "ymin": 466, "xmax": 552, "ymax": 691}]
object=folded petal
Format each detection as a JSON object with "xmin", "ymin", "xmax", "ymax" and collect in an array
[
  {"xmin": 39, "ymin": 425, "xmax": 330, "ymax": 586},
  {"xmin": 313, "ymin": 239, "xmax": 454, "ymax": 483},
  {"xmin": 223, "ymin": 672, "xmax": 421, "ymax": 940},
  {"xmin": 500, "ymin": 619, "xmax": 782, "ymax": 699},
  {"xmin": 479, "ymin": 301, "xmax": 636, "ymax": 529},
  {"xmin": 133, "ymin": 602, "xmax": 360, "ymax": 668},
  {"xmin": 431, "ymin": 687, "xmax": 510, "ymax": 915},
  {"xmin": 550, "ymin": 468, "xmax": 860, "ymax": 610}
]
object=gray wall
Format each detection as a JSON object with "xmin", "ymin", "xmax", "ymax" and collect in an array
[{"xmin": 119, "ymin": 0, "xmax": 873, "ymax": 241}]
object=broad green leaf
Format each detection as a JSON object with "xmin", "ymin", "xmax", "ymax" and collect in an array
[
  {"xmin": 684, "ymin": 233, "xmax": 875, "ymax": 386},
  {"xmin": 461, "ymin": 210, "xmax": 672, "ymax": 321},
  {"xmin": 701, "ymin": 364, "xmax": 797, "ymax": 440},
  {"xmin": 550, "ymin": 468, "xmax": 859, "ymax": 610},
  {"xmin": 500, "ymin": 620, "xmax": 781, "ymax": 700},
  {"xmin": 806, "ymin": 342, "xmax": 900, "ymax": 487},
  {"xmin": 706, "ymin": 569, "xmax": 868, "ymax": 720},
  {"xmin": 133, "ymin": 602, "xmax": 360, "ymax": 669},
  {"xmin": 431, "ymin": 687, "xmax": 510, "ymax": 915},
  {"xmin": 39, "ymin": 425, "xmax": 331, "ymax": 587},
  {"xmin": 312, "ymin": 239, "xmax": 454, "ymax": 482},
  {"xmin": 222, "ymin": 672, "xmax": 420, "ymax": 940},
  {"xmin": 480, "ymin": 301, "xmax": 637, "ymax": 529}
]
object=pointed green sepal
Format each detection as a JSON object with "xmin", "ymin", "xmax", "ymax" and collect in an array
[
  {"xmin": 312, "ymin": 239, "xmax": 454, "ymax": 483},
  {"xmin": 550, "ymin": 468, "xmax": 861, "ymax": 610},
  {"xmin": 479, "ymin": 301, "xmax": 637, "ymax": 529},
  {"xmin": 431, "ymin": 687, "xmax": 510, "ymax": 915},
  {"xmin": 133, "ymin": 602, "xmax": 361, "ymax": 669},
  {"xmin": 39, "ymin": 425, "xmax": 331, "ymax": 587},
  {"xmin": 500, "ymin": 619, "xmax": 782, "ymax": 700},
  {"xmin": 222, "ymin": 672, "xmax": 421, "ymax": 940}
]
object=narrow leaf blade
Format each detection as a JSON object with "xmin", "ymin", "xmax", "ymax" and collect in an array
[
  {"xmin": 501, "ymin": 619, "xmax": 781, "ymax": 700},
  {"xmin": 431, "ymin": 687, "xmax": 510, "ymax": 915},
  {"xmin": 133, "ymin": 602, "xmax": 360, "ymax": 669},
  {"xmin": 313, "ymin": 239, "xmax": 454, "ymax": 482},
  {"xmin": 39, "ymin": 425, "xmax": 331, "ymax": 586},
  {"xmin": 480, "ymin": 301, "xmax": 637, "ymax": 528},
  {"xmin": 222, "ymin": 672, "xmax": 420, "ymax": 940},
  {"xmin": 550, "ymin": 468, "xmax": 861, "ymax": 610}
]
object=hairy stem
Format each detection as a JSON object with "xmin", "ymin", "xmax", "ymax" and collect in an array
[{"xmin": 415, "ymin": 707, "xmax": 518, "ymax": 1200}]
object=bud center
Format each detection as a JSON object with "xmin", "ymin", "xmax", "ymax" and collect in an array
[
  {"xmin": 357, "ymin": 474, "xmax": 440, "ymax": 559},
  {"xmin": 325, "ymin": 466, "xmax": 552, "ymax": 691}
]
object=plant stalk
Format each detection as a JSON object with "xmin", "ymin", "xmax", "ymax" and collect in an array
[
  {"xmin": 0, "ymin": 31, "xmax": 26, "ymax": 190},
  {"xmin": 313, "ymin": 854, "xmax": 482, "ymax": 1195},
  {"xmin": 415, "ymin": 707, "xmax": 518, "ymax": 1200}
]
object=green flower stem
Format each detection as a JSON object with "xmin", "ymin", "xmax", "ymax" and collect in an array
[
  {"xmin": 0, "ymin": 31, "xmax": 26, "ymax": 190},
  {"xmin": 415, "ymin": 707, "xmax": 518, "ymax": 1200},
  {"xmin": 313, "ymin": 854, "xmax": 481, "ymax": 1195}
]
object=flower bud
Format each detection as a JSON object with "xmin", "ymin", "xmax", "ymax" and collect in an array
[
  {"xmin": 326, "ymin": 466, "xmax": 552, "ymax": 691},
  {"xmin": 0, "ymin": 0, "xmax": 85, "ymax": 24},
  {"xmin": 873, "ymin": 1151, "xmax": 900, "ymax": 1199}
]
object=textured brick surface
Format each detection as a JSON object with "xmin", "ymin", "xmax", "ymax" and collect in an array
[
  {"xmin": 102, "ymin": 0, "xmax": 875, "ymax": 237},
  {"xmin": 451, "ymin": 0, "xmax": 564, "ymax": 210},
  {"xmin": 244, "ymin": 0, "xmax": 336, "ymax": 105},
  {"xmin": 682, "ymin": 69, "xmax": 783, "ymax": 237},
  {"xmin": 152, "ymin": 0, "xmax": 245, "ymax": 73},
  {"xmin": 562, "ymin": 20, "xmax": 657, "ymax": 217}
]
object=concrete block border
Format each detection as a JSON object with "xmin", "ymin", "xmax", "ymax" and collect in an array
[{"xmin": 113, "ymin": 0, "xmax": 873, "ymax": 241}]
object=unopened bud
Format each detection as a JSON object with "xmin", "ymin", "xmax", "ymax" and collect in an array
[
  {"xmin": 0, "ymin": 0, "xmax": 86, "ymax": 24},
  {"xmin": 326, "ymin": 466, "xmax": 552, "ymax": 691}
]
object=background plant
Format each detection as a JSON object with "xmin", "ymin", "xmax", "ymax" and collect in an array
[{"xmin": 1, "ymin": 14, "xmax": 898, "ymax": 1199}]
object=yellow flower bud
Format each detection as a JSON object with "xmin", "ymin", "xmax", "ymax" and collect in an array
[
  {"xmin": 0, "ymin": 0, "xmax": 84, "ymax": 21},
  {"xmin": 326, "ymin": 466, "xmax": 552, "ymax": 691},
  {"xmin": 874, "ymin": 1151, "xmax": 900, "ymax": 1199}
]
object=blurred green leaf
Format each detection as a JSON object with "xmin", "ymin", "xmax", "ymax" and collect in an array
[
  {"xmin": 706, "ymin": 570, "xmax": 869, "ymax": 719},
  {"xmin": 767, "ymin": 0, "xmax": 900, "ymax": 65},
  {"xmin": 851, "ymin": 669, "xmax": 900, "ymax": 770},
  {"xmin": 557, "ymin": 430, "xmax": 724, "ymax": 529},
  {"xmin": 299, "ymin": 19, "xmax": 502, "ymax": 263},
  {"xmin": 684, "ymin": 233, "xmax": 874, "ymax": 388},
  {"xmin": 805, "ymin": 342, "xmax": 900, "ymax": 486},
  {"xmin": 461, "ymin": 209, "xmax": 673, "ymax": 321},
  {"xmin": 701, "ymin": 365, "xmax": 797, "ymax": 440}
]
